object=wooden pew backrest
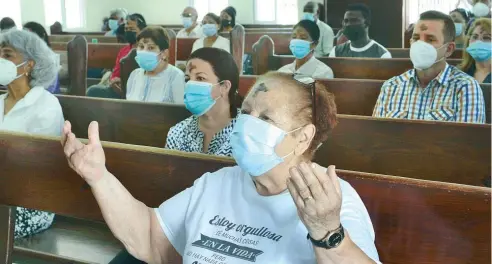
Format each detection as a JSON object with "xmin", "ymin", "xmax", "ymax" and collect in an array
[
  {"xmin": 66, "ymin": 36, "xmax": 87, "ymax": 96},
  {"xmin": 0, "ymin": 132, "xmax": 489, "ymax": 264},
  {"xmin": 58, "ymin": 96, "xmax": 491, "ymax": 186}
]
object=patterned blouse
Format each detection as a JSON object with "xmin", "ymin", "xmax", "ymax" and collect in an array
[{"xmin": 165, "ymin": 111, "xmax": 239, "ymax": 157}]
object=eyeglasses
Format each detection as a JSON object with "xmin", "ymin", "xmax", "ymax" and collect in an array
[{"xmin": 293, "ymin": 74, "xmax": 316, "ymax": 125}]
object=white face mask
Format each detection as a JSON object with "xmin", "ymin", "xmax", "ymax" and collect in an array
[
  {"xmin": 409, "ymin": 41, "xmax": 447, "ymax": 70},
  {"xmin": 0, "ymin": 58, "xmax": 26, "ymax": 86},
  {"xmin": 473, "ymin": 2, "xmax": 491, "ymax": 17}
]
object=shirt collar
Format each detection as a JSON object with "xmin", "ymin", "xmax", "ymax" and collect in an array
[
  {"xmin": 408, "ymin": 63, "xmax": 452, "ymax": 86},
  {"xmin": 5, "ymin": 86, "xmax": 44, "ymax": 108}
]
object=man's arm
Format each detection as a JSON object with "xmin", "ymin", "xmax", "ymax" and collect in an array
[
  {"xmin": 323, "ymin": 26, "xmax": 335, "ymax": 55},
  {"xmin": 372, "ymin": 81, "xmax": 390, "ymax": 117}
]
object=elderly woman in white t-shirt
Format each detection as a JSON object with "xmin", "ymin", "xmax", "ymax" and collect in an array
[
  {"xmin": 192, "ymin": 13, "xmax": 230, "ymax": 53},
  {"xmin": 61, "ymin": 72, "xmax": 381, "ymax": 263},
  {"xmin": 0, "ymin": 29, "xmax": 64, "ymax": 238},
  {"xmin": 278, "ymin": 20, "xmax": 334, "ymax": 79},
  {"xmin": 126, "ymin": 26, "xmax": 185, "ymax": 103}
]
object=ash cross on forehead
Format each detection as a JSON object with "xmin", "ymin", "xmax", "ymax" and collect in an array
[
  {"xmin": 419, "ymin": 23, "xmax": 428, "ymax": 31},
  {"xmin": 252, "ymin": 82, "xmax": 268, "ymax": 97}
]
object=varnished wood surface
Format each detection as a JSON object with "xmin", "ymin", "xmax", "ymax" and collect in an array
[
  {"xmin": 66, "ymin": 36, "xmax": 87, "ymax": 96},
  {"xmin": 238, "ymin": 76, "xmax": 491, "ymax": 123},
  {"xmin": 0, "ymin": 206, "xmax": 14, "ymax": 264},
  {"xmin": 49, "ymin": 35, "xmax": 118, "ymax": 44},
  {"xmin": 55, "ymin": 95, "xmax": 491, "ymax": 186},
  {"xmin": 120, "ymin": 49, "xmax": 138, "ymax": 98},
  {"xmin": 0, "ymin": 132, "xmax": 490, "ymax": 264},
  {"xmin": 14, "ymin": 216, "xmax": 122, "ymax": 264}
]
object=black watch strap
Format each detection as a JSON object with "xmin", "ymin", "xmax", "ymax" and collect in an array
[{"xmin": 307, "ymin": 224, "xmax": 345, "ymax": 249}]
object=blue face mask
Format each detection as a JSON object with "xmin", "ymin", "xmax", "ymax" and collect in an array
[
  {"xmin": 108, "ymin": 19, "xmax": 119, "ymax": 31},
  {"xmin": 184, "ymin": 80, "xmax": 222, "ymax": 116},
  {"xmin": 182, "ymin": 17, "xmax": 193, "ymax": 29},
  {"xmin": 202, "ymin": 23, "xmax": 218, "ymax": 37},
  {"xmin": 135, "ymin": 50, "xmax": 161, "ymax": 71},
  {"xmin": 231, "ymin": 114, "xmax": 302, "ymax": 177},
  {"xmin": 289, "ymin": 39, "xmax": 313, "ymax": 59},
  {"xmin": 466, "ymin": 41, "xmax": 492, "ymax": 62},
  {"xmin": 302, "ymin": 12, "xmax": 316, "ymax": 22},
  {"xmin": 454, "ymin": 23, "xmax": 463, "ymax": 36}
]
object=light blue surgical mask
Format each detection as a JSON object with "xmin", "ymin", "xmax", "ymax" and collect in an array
[
  {"xmin": 184, "ymin": 80, "xmax": 222, "ymax": 116},
  {"xmin": 454, "ymin": 23, "xmax": 463, "ymax": 36},
  {"xmin": 202, "ymin": 23, "xmax": 218, "ymax": 37},
  {"xmin": 466, "ymin": 41, "xmax": 492, "ymax": 62},
  {"xmin": 108, "ymin": 19, "xmax": 119, "ymax": 31},
  {"xmin": 231, "ymin": 114, "xmax": 302, "ymax": 177},
  {"xmin": 135, "ymin": 50, "xmax": 161, "ymax": 71},
  {"xmin": 182, "ymin": 17, "xmax": 193, "ymax": 29},
  {"xmin": 289, "ymin": 39, "xmax": 313, "ymax": 59},
  {"xmin": 302, "ymin": 12, "xmax": 316, "ymax": 22}
]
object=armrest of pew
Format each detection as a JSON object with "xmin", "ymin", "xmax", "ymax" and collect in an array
[
  {"xmin": 67, "ymin": 36, "xmax": 88, "ymax": 96},
  {"xmin": 120, "ymin": 49, "xmax": 138, "ymax": 99},
  {"xmin": 230, "ymin": 24, "xmax": 245, "ymax": 73},
  {"xmin": 252, "ymin": 35, "xmax": 274, "ymax": 75},
  {"xmin": 165, "ymin": 29, "xmax": 177, "ymax": 66}
]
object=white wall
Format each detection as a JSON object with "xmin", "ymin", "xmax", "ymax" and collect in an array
[{"xmin": 22, "ymin": 0, "xmax": 323, "ymax": 32}]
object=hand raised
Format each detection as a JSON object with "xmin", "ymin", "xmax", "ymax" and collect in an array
[
  {"xmin": 287, "ymin": 163, "xmax": 342, "ymax": 240},
  {"xmin": 61, "ymin": 121, "xmax": 106, "ymax": 186}
]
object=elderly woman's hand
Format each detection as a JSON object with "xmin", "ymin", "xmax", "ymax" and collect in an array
[
  {"xmin": 61, "ymin": 120, "xmax": 107, "ymax": 186},
  {"xmin": 287, "ymin": 163, "xmax": 342, "ymax": 240}
]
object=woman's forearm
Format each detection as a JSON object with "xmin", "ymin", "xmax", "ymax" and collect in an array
[
  {"xmin": 314, "ymin": 232, "xmax": 377, "ymax": 264},
  {"xmin": 90, "ymin": 169, "xmax": 154, "ymax": 261}
]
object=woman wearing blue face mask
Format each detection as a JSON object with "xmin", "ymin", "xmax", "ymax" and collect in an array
[
  {"xmin": 278, "ymin": 20, "xmax": 334, "ymax": 79},
  {"xmin": 165, "ymin": 47, "xmax": 241, "ymax": 156},
  {"xmin": 191, "ymin": 13, "xmax": 230, "ymax": 53},
  {"xmin": 459, "ymin": 18, "xmax": 491, "ymax": 83},
  {"xmin": 61, "ymin": 72, "xmax": 381, "ymax": 264},
  {"xmin": 126, "ymin": 26, "xmax": 186, "ymax": 103},
  {"xmin": 450, "ymin": 9, "xmax": 470, "ymax": 49}
]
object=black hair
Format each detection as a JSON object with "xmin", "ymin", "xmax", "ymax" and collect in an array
[
  {"xmin": 450, "ymin": 8, "xmax": 470, "ymax": 23},
  {"xmin": 346, "ymin": 3, "xmax": 372, "ymax": 26},
  {"xmin": 294, "ymin": 20, "xmax": 320, "ymax": 42},
  {"xmin": 127, "ymin": 13, "xmax": 147, "ymax": 30},
  {"xmin": 0, "ymin": 17, "xmax": 16, "ymax": 31},
  {"xmin": 23, "ymin": 22, "xmax": 50, "ymax": 47},
  {"xmin": 420, "ymin": 10, "xmax": 456, "ymax": 43},
  {"xmin": 221, "ymin": 6, "xmax": 236, "ymax": 29},
  {"xmin": 136, "ymin": 26, "xmax": 169, "ymax": 51},
  {"xmin": 189, "ymin": 47, "xmax": 241, "ymax": 118},
  {"xmin": 204, "ymin": 13, "xmax": 221, "ymax": 25},
  {"xmin": 317, "ymin": 3, "xmax": 326, "ymax": 22}
]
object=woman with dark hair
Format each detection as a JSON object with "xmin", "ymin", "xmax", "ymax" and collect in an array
[
  {"xmin": 165, "ymin": 47, "xmax": 241, "ymax": 155},
  {"xmin": 278, "ymin": 20, "xmax": 334, "ymax": 79},
  {"xmin": 126, "ymin": 26, "xmax": 185, "ymax": 103},
  {"xmin": 0, "ymin": 17, "xmax": 16, "ymax": 31},
  {"xmin": 220, "ymin": 6, "xmax": 237, "ymax": 33},
  {"xmin": 23, "ymin": 21, "xmax": 61, "ymax": 94},
  {"xmin": 192, "ymin": 13, "xmax": 230, "ymax": 53},
  {"xmin": 450, "ymin": 8, "xmax": 470, "ymax": 48},
  {"xmin": 459, "ymin": 18, "xmax": 491, "ymax": 83}
]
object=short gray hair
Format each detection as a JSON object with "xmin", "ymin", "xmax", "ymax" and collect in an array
[
  {"xmin": 110, "ymin": 8, "xmax": 129, "ymax": 20},
  {"xmin": 0, "ymin": 29, "xmax": 57, "ymax": 88}
]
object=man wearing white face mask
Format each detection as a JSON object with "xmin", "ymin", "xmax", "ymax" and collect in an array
[
  {"xmin": 177, "ymin": 6, "xmax": 203, "ymax": 38},
  {"xmin": 373, "ymin": 11, "xmax": 485, "ymax": 124}
]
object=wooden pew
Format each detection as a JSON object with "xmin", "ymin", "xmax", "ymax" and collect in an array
[
  {"xmin": 49, "ymin": 35, "xmax": 118, "ymax": 44},
  {"xmin": 57, "ymin": 95, "xmax": 491, "ymax": 186},
  {"xmin": 0, "ymin": 132, "xmax": 490, "ymax": 263},
  {"xmin": 252, "ymin": 36, "xmax": 462, "ymax": 78},
  {"xmin": 237, "ymin": 76, "xmax": 491, "ymax": 123},
  {"xmin": 175, "ymin": 25, "xmax": 245, "ymax": 73}
]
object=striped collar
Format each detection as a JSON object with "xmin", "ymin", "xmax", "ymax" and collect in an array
[{"xmin": 407, "ymin": 63, "xmax": 453, "ymax": 86}]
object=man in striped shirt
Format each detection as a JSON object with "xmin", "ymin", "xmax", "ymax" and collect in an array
[{"xmin": 373, "ymin": 11, "xmax": 485, "ymax": 124}]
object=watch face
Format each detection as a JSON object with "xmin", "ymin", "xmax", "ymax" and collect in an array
[{"xmin": 327, "ymin": 232, "xmax": 343, "ymax": 247}]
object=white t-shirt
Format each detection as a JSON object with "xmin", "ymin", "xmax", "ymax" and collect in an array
[
  {"xmin": 315, "ymin": 20, "xmax": 335, "ymax": 57},
  {"xmin": 278, "ymin": 56, "xmax": 334, "ymax": 79},
  {"xmin": 155, "ymin": 166, "xmax": 380, "ymax": 264},
  {"xmin": 0, "ymin": 86, "xmax": 64, "ymax": 135},
  {"xmin": 126, "ymin": 65, "xmax": 185, "ymax": 104},
  {"xmin": 177, "ymin": 25, "xmax": 203, "ymax": 38},
  {"xmin": 192, "ymin": 36, "xmax": 230, "ymax": 53}
]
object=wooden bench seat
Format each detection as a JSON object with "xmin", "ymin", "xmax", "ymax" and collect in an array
[
  {"xmin": 55, "ymin": 95, "xmax": 490, "ymax": 186},
  {"xmin": 13, "ymin": 216, "xmax": 122, "ymax": 264},
  {"xmin": 0, "ymin": 132, "xmax": 490, "ymax": 264}
]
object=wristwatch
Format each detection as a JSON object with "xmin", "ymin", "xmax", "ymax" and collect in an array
[{"xmin": 307, "ymin": 224, "xmax": 345, "ymax": 249}]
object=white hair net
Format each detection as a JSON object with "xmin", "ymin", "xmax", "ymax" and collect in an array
[
  {"xmin": 0, "ymin": 29, "xmax": 57, "ymax": 89},
  {"xmin": 110, "ymin": 8, "xmax": 129, "ymax": 20}
]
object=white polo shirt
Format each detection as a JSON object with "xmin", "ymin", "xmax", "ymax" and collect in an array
[
  {"xmin": 177, "ymin": 25, "xmax": 203, "ymax": 38},
  {"xmin": 155, "ymin": 165, "xmax": 380, "ymax": 264},
  {"xmin": 192, "ymin": 36, "xmax": 230, "ymax": 53},
  {"xmin": 315, "ymin": 20, "xmax": 335, "ymax": 57},
  {"xmin": 0, "ymin": 86, "xmax": 64, "ymax": 135},
  {"xmin": 277, "ymin": 56, "xmax": 334, "ymax": 79}
]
